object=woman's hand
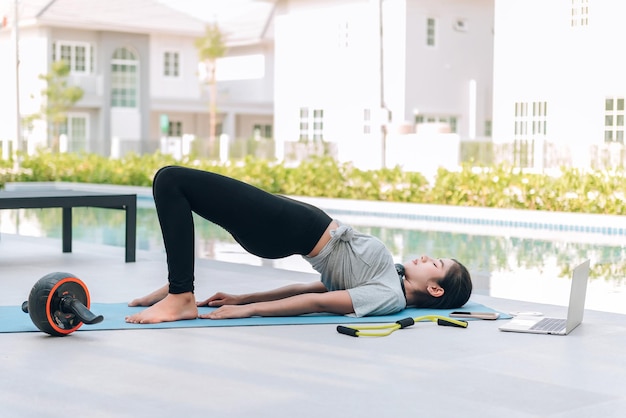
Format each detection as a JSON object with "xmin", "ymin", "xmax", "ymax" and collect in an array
[
  {"xmin": 196, "ymin": 292, "xmax": 243, "ymax": 307},
  {"xmin": 198, "ymin": 304, "xmax": 255, "ymax": 319}
]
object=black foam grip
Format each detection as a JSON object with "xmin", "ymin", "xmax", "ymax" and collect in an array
[
  {"xmin": 66, "ymin": 299, "xmax": 104, "ymax": 325},
  {"xmin": 395, "ymin": 317, "xmax": 415, "ymax": 328},
  {"xmin": 337, "ymin": 325, "xmax": 359, "ymax": 337},
  {"xmin": 437, "ymin": 318, "xmax": 468, "ymax": 328}
]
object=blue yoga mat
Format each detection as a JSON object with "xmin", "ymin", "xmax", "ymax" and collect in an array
[{"xmin": 0, "ymin": 300, "xmax": 510, "ymax": 333}]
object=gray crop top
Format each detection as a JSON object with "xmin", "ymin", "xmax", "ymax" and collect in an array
[{"xmin": 304, "ymin": 220, "xmax": 406, "ymax": 317}]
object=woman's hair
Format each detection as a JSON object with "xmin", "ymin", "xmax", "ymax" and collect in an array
[{"xmin": 411, "ymin": 259, "xmax": 473, "ymax": 309}]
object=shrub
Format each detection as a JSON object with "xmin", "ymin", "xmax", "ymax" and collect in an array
[{"xmin": 2, "ymin": 151, "xmax": 625, "ymax": 215}]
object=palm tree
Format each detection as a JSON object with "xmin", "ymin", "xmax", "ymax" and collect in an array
[{"xmin": 195, "ymin": 23, "xmax": 227, "ymax": 157}]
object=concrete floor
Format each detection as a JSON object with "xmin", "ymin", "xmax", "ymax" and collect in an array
[{"xmin": 1, "ymin": 233, "xmax": 625, "ymax": 418}]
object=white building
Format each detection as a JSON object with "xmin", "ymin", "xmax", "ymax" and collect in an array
[
  {"xmin": 492, "ymin": 0, "xmax": 626, "ymax": 170},
  {"xmin": 0, "ymin": 0, "xmax": 497, "ymax": 174},
  {"xmin": 274, "ymin": 0, "xmax": 494, "ymax": 173},
  {"xmin": 0, "ymin": 0, "xmax": 275, "ymax": 158}
]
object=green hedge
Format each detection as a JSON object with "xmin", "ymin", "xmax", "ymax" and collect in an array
[{"xmin": 1, "ymin": 151, "xmax": 625, "ymax": 215}]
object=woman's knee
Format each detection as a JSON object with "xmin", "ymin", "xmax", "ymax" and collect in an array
[{"xmin": 152, "ymin": 165, "xmax": 183, "ymax": 195}]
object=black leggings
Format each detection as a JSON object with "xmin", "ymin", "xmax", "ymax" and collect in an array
[{"xmin": 152, "ymin": 166, "xmax": 333, "ymax": 294}]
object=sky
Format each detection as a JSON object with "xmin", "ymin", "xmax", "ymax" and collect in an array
[
  {"xmin": 156, "ymin": 0, "xmax": 271, "ymax": 23},
  {"xmin": 0, "ymin": 1, "xmax": 270, "ymax": 23},
  {"xmin": 0, "ymin": 0, "xmax": 274, "ymax": 44}
]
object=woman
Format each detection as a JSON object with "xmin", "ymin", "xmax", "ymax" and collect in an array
[{"xmin": 125, "ymin": 165, "xmax": 472, "ymax": 324}]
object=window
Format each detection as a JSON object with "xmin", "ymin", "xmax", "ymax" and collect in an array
[
  {"xmin": 298, "ymin": 107, "xmax": 324, "ymax": 141},
  {"xmin": 485, "ymin": 120, "xmax": 492, "ymax": 137},
  {"xmin": 415, "ymin": 114, "xmax": 458, "ymax": 133},
  {"xmin": 363, "ymin": 108, "xmax": 372, "ymax": 135},
  {"xmin": 60, "ymin": 114, "xmax": 89, "ymax": 152},
  {"xmin": 426, "ymin": 18, "xmax": 436, "ymax": 47},
  {"xmin": 253, "ymin": 124, "xmax": 272, "ymax": 139},
  {"xmin": 52, "ymin": 41, "xmax": 94, "ymax": 74},
  {"xmin": 513, "ymin": 101, "xmax": 547, "ymax": 167},
  {"xmin": 531, "ymin": 101, "xmax": 548, "ymax": 136},
  {"xmin": 313, "ymin": 109, "xmax": 324, "ymax": 141},
  {"xmin": 604, "ymin": 97, "xmax": 625, "ymax": 144},
  {"xmin": 163, "ymin": 51, "xmax": 180, "ymax": 77},
  {"xmin": 111, "ymin": 47, "xmax": 139, "ymax": 108},
  {"xmin": 513, "ymin": 101, "xmax": 547, "ymax": 137},
  {"xmin": 338, "ymin": 20, "xmax": 349, "ymax": 48},
  {"xmin": 299, "ymin": 108, "xmax": 309, "ymax": 141},
  {"xmin": 513, "ymin": 101, "xmax": 532, "ymax": 167},
  {"xmin": 60, "ymin": 44, "xmax": 71, "ymax": 64},
  {"xmin": 168, "ymin": 121, "xmax": 182, "ymax": 137},
  {"xmin": 571, "ymin": 0, "xmax": 589, "ymax": 27}
]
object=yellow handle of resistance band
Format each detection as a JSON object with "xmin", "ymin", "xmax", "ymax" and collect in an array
[{"xmin": 336, "ymin": 315, "xmax": 468, "ymax": 337}]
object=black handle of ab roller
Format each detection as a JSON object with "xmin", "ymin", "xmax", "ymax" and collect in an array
[
  {"xmin": 21, "ymin": 297, "xmax": 103, "ymax": 325},
  {"xmin": 61, "ymin": 296, "xmax": 104, "ymax": 325}
]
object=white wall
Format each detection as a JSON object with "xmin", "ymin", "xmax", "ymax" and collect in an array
[
  {"xmin": 386, "ymin": 132, "xmax": 460, "ymax": 181},
  {"xmin": 150, "ymin": 33, "xmax": 204, "ymax": 100},
  {"xmin": 0, "ymin": 32, "xmax": 17, "ymax": 144},
  {"xmin": 0, "ymin": 25, "xmax": 49, "ymax": 151},
  {"xmin": 275, "ymin": 0, "xmax": 493, "ymax": 170},
  {"xmin": 492, "ymin": 0, "xmax": 564, "ymax": 145},
  {"xmin": 274, "ymin": 0, "xmax": 382, "ymax": 162},
  {"xmin": 404, "ymin": 0, "xmax": 494, "ymax": 138},
  {"xmin": 381, "ymin": 0, "xmax": 407, "ymax": 126},
  {"xmin": 492, "ymin": 0, "xmax": 626, "ymax": 167},
  {"xmin": 217, "ymin": 44, "xmax": 275, "ymax": 106},
  {"xmin": 111, "ymin": 108, "xmax": 141, "ymax": 140},
  {"xmin": 16, "ymin": 29, "xmax": 48, "ymax": 116}
]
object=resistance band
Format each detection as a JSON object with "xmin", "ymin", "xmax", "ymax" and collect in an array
[{"xmin": 336, "ymin": 315, "xmax": 468, "ymax": 337}]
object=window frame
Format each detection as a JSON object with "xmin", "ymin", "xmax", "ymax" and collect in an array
[
  {"xmin": 414, "ymin": 113, "xmax": 458, "ymax": 133},
  {"xmin": 163, "ymin": 50, "xmax": 181, "ymax": 78},
  {"xmin": 426, "ymin": 17, "xmax": 437, "ymax": 47},
  {"xmin": 571, "ymin": 0, "xmax": 589, "ymax": 27},
  {"xmin": 111, "ymin": 47, "xmax": 139, "ymax": 109},
  {"xmin": 604, "ymin": 97, "xmax": 625, "ymax": 144},
  {"xmin": 52, "ymin": 41, "xmax": 94, "ymax": 74},
  {"xmin": 59, "ymin": 112, "xmax": 90, "ymax": 152}
]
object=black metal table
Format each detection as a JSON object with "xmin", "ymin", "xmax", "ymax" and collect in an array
[{"xmin": 0, "ymin": 189, "xmax": 137, "ymax": 262}]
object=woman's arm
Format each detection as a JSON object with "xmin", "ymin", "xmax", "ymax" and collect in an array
[
  {"xmin": 197, "ymin": 281, "xmax": 328, "ymax": 307},
  {"xmin": 198, "ymin": 290, "xmax": 355, "ymax": 319}
]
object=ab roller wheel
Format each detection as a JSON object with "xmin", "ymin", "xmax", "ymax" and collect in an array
[{"xmin": 21, "ymin": 272, "xmax": 104, "ymax": 336}]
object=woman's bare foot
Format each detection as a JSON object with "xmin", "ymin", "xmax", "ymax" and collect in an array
[
  {"xmin": 125, "ymin": 292, "xmax": 198, "ymax": 324},
  {"xmin": 128, "ymin": 284, "xmax": 169, "ymax": 307}
]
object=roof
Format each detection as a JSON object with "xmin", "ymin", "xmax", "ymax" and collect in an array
[
  {"xmin": 158, "ymin": 0, "xmax": 276, "ymax": 45},
  {"xmin": 0, "ymin": 0, "xmax": 276, "ymax": 44}
]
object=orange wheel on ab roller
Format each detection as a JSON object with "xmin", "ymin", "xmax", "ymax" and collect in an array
[{"xmin": 21, "ymin": 272, "xmax": 104, "ymax": 336}]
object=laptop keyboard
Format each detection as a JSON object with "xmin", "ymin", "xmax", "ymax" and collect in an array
[{"xmin": 530, "ymin": 318, "xmax": 566, "ymax": 332}]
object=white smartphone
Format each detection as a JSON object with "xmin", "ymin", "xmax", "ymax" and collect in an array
[{"xmin": 450, "ymin": 311, "xmax": 500, "ymax": 320}]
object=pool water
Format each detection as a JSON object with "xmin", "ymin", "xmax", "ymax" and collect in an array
[{"xmin": 2, "ymin": 204, "xmax": 625, "ymax": 315}]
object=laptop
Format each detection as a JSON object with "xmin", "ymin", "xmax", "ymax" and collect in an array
[{"xmin": 499, "ymin": 259, "xmax": 590, "ymax": 336}]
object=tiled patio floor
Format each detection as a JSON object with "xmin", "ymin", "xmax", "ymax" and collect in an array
[{"xmin": 1, "ymin": 233, "xmax": 625, "ymax": 418}]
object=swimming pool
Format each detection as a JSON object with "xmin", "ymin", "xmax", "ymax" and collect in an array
[{"xmin": 1, "ymin": 185, "xmax": 624, "ymax": 314}]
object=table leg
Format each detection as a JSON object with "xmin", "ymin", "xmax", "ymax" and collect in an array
[
  {"xmin": 125, "ymin": 200, "xmax": 137, "ymax": 262},
  {"xmin": 62, "ymin": 207, "xmax": 72, "ymax": 253}
]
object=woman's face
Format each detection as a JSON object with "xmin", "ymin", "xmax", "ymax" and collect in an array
[{"xmin": 403, "ymin": 255, "xmax": 455, "ymax": 294}]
